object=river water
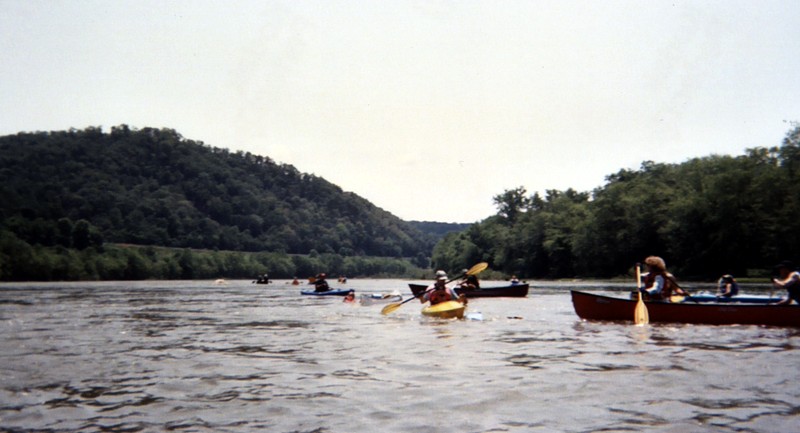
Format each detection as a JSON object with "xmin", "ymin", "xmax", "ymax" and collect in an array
[{"xmin": 1, "ymin": 279, "xmax": 798, "ymax": 433}]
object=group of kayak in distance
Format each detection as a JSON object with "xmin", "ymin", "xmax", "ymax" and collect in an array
[
  {"xmin": 285, "ymin": 255, "xmax": 800, "ymax": 323},
  {"xmin": 255, "ymin": 273, "xmax": 349, "ymax": 286},
  {"xmin": 301, "ymin": 268, "xmax": 496, "ymax": 318}
]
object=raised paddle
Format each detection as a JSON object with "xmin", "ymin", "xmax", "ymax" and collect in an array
[
  {"xmin": 381, "ymin": 262, "xmax": 488, "ymax": 315},
  {"xmin": 634, "ymin": 263, "xmax": 649, "ymax": 325}
]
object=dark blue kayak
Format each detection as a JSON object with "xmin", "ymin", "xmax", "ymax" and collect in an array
[{"xmin": 301, "ymin": 289, "xmax": 351, "ymax": 296}]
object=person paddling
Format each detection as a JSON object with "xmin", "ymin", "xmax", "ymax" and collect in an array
[
  {"xmin": 772, "ymin": 261, "xmax": 800, "ymax": 305},
  {"xmin": 314, "ymin": 273, "xmax": 330, "ymax": 293},
  {"xmin": 639, "ymin": 256, "xmax": 687, "ymax": 301},
  {"xmin": 716, "ymin": 274, "xmax": 739, "ymax": 298},
  {"xmin": 421, "ymin": 270, "xmax": 460, "ymax": 306},
  {"xmin": 343, "ymin": 289, "xmax": 355, "ymax": 303}
]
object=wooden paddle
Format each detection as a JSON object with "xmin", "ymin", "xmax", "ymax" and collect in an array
[
  {"xmin": 634, "ymin": 263, "xmax": 649, "ymax": 325},
  {"xmin": 666, "ymin": 277, "xmax": 698, "ymax": 304},
  {"xmin": 381, "ymin": 262, "xmax": 488, "ymax": 315}
]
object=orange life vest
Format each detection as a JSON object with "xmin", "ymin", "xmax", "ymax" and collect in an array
[{"xmin": 428, "ymin": 287, "xmax": 454, "ymax": 305}]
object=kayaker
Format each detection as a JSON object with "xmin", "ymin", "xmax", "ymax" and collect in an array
[
  {"xmin": 510, "ymin": 275, "xmax": 520, "ymax": 284},
  {"xmin": 291, "ymin": 277, "xmax": 300, "ymax": 285},
  {"xmin": 343, "ymin": 290, "xmax": 355, "ymax": 303},
  {"xmin": 716, "ymin": 274, "xmax": 739, "ymax": 298},
  {"xmin": 314, "ymin": 273, "xmax": 330, "ymax": 292},
  {"xmin": 421, "ymin": 270, "xmax": 460, "ymax": 306},
  {"xmin": 639, "ymin": 256, "xmax": 687, "ymax": 301},
  {"xmin": 772, "ymin": 261, "xmax": 800, "ymax": 305},
  {"xmin": 459, "ymin": 274, "xmax": 480, "ymax": 291}
]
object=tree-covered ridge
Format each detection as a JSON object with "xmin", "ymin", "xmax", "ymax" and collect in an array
[
  {"xmin": 407, "ymin": 221, "xmax": 471, "ymax": 240},
  {"xmin": 0, "ymin": 125, "xmax": 434, "ymax": 258},
  {"xmin": 433, "ymin": 126, "xmax": 800, "ymax": 279}
]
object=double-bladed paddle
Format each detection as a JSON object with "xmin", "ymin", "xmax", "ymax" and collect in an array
[{"xmin": 381, "ymin": 262, "xmax": 488, "ymax": 315}]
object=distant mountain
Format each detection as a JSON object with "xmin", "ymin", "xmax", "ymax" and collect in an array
[
  {"xmin": 408, "ymin": 221, "xmax": 471, "ymax": 241},
  {"xmin": 0, "ymin": 125, "xmax": 436, "ymax": 258}
]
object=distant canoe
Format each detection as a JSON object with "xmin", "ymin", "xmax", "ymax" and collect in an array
[
  {"xmin": 408, "ymin": 283, "xmax": 529, "ymax": 298},
  {"xmin": 572, "ymin": 290, "xmax": 800, "ymax": 327},
  {"xmin": 359, "ymin": 294, "xmax": 402, "ymax": 306}
]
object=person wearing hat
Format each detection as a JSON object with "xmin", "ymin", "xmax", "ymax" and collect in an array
[
  {"xmin": 639, "ymin": 256, "xmax": 687, "ymax": 301},
  {"xmin": 772, "ymin": 261, "xmax": 800, "ymax": 305},
  {"xmin": 421, "ymin": 270, "xmax": 460, "ymax": 306},
  {"xmin": 459, "ymin": 274, "xmax": 481, "ymax": 291},
  {"xmin": 716, "ymin": 275, "xmax": 739, "ymax": 298},
  {"xmin": 314, "ymin": 273, "xmax": 330, "ymax": 293}
]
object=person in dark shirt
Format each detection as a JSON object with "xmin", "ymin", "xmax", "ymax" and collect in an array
[
  {"xmin": 716, "ymin": 274, "xmax": 739, "ymax": 298},
  {"xmin": 772, "ymin": 261, "xmax": 800, "ymax": 305},
  {"xmin": 459, "ymin": 274, "xmax": 480, "ymax": 291},
  {"xmin": 314, "ymin": 273, "xmax": 330, "ymax": 293}
]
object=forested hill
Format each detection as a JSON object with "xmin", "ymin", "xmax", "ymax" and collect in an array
[
  {"xmin": 408, "ymin": 221, "xmax": 471, "ymax": 240},
  {"xmin": 0, "ymin": 126, "xmax": 435, "ymax": 258},
  {"xmin": 433, "ymin": 125, "xmax": 800, "ymax": 279}
]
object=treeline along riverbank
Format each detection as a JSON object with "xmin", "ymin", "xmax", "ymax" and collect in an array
[
  {"xmin": 433, "ymin": 125, "xmax": 800, "ymax": 280},
  {"xmin": 0, "ymin": 242, "xmax": 426, "ymax": 281}
]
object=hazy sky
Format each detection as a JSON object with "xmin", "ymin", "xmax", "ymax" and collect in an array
[{"xmin": 2, "ymin": 1, "xmax": 799, "ymax": 223}]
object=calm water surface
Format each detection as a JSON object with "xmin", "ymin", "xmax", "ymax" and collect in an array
[{"xmin": 1, "ymin": 279, "xmax": 799, "ymax": 433}]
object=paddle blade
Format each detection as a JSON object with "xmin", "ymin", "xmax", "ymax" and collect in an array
[
  {"xmin": 670, "ymin": 295, "xmax": 686, "ymax": 303},
  {"xmin": 466, "ymin": 262, "xmax": 489, "ymax": 276},
  {"xmin": 634, "ymin": 292, "xmax": 649, "ymax": 325},
  {"xmin": 381, "ymin": 302, "xmax": 403, "ymax": 315}
]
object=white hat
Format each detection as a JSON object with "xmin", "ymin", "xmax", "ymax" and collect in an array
[{"xmin": 435, "ymin": 270, "xmax": 448, "ymax": 281}]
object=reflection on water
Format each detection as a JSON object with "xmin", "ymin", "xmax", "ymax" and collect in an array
[{"xmin": 1, "ymin": 280, "xmax": 798, "ymax": 432}]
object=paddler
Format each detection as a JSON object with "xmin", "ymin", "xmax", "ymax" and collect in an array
[
  {"xmin": 459, "ymin": 270, "xmax": 480, "ymax": 291},
  {"xmin": 313, "ymin": 273, "xmax": 330, "ymax": 292},
  {"xmin": 772, "ymin": 261, "xmax": 800, "ymax": 305},
  {"xmin": 716, "ymin": 274, "xmax": 739, "ymax": 298},
  {"xmin": 638, "ymin": 256, "xmax": 687, "ymax": 301},
  {"xmin": 343, "ymin": 290, "xmax": 355, "ymax": 303},
  {"xmin": 421, "ymin": 270, "xmax": 461, "ymax": 306}
]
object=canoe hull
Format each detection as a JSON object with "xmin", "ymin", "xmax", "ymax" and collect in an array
[
  {"xmin": 572, "ymin": 290, "xmax": 800, "ymax": 327},
  {"xmin": 422, "ymin": 301, "xmax": 466, "ymax": 319},
  {"xmin": 301, "ymin": 289, "xmax": 351, "ymax": 296},
  {"xmin": 409, "ymin": 283, "xmax": 529, "ymax": 298}
]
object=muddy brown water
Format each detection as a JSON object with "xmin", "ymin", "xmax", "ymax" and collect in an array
[{"xmin": 1, "ymin": 280, "xmax": 798, "ymax": 432}]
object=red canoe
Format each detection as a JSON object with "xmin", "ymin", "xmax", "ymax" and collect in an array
[
  {"xmin": 571, "ymin": 290, "xmax": 800, "ymax": 327},
  {"xmin": 408, "ymin": 283, "xmax": 529, "ymax": 298}
]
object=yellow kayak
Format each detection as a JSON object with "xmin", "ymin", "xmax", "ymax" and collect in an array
[{"xmin": 421, "ymin": 300, "xmax": 466, "ymax": 319}]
